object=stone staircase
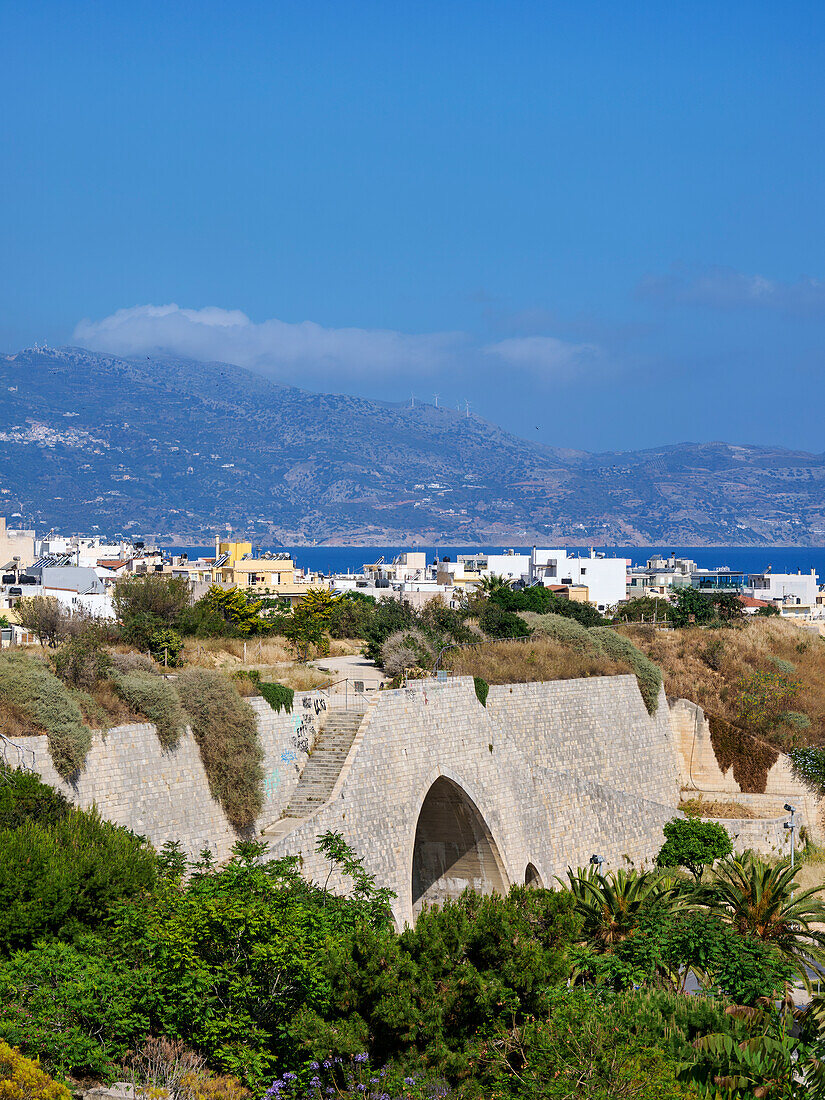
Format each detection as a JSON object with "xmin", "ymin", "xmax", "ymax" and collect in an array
[{"xmin": 281, "ymin": 708, "xmax": 365, "ymax": 821}]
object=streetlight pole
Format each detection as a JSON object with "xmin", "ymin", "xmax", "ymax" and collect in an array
[
  {"xmin": 589, "ymin": 853, "xmax": 605, "ymax": 875},
  {"xmin": 784, "ymin": 803, "xmax": 797, "ymax": 871}
]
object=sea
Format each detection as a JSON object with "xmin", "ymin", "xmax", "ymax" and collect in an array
[{"xmin": 168, "ymin": 545, "xmax": 825, "ymax": 578}]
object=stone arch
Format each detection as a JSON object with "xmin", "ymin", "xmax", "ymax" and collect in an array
[
  {"xmin": 524, "ymin": 862, "xmax": 544, "ymax": 888},
  {"xmin": 411, "ymin": 776, "xmax": 509, "ymax": 916}
]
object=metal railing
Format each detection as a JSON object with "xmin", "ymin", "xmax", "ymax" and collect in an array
[{"xmin": 317, "ymin": 676, "xmax": 384, "ymax": 710}]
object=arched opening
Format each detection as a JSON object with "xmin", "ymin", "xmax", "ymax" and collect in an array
[
  {"xmin": 525, "ymin": 863, "xmax": 543, "ymax": 888},
  {"xmin": 412, "ymin": 776, "xmax": 508, "ymax": 916}
]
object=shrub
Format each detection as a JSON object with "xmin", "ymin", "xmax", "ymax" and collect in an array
[
  {"xmin": 327, "ymin": 592, "xmax": 377, "ymax": 640},
  {"xmin": 0, "ymin": 1039, "xmax": 71, "ymax": 1100},
  {"xmin": 656, "ymin": 817, "xmax": 733, "ymax": 879},
  {"xmin": 478, "ymin": 601, "xmax": 528, "ymax": 639},
  {"xmin": 380, "ymin": 629, "xmax": 436, "ymax": 678},
  {"xmin": 175, "ymin": 670, "xmax": 264, "ymax": 830},
  {"xmin": 149, "ymin": 628, "xmax": 184, "ymax": 668},
  {"xmin": 589, "ymin": 628, "xmax": 663, "ymax": 714},
  {"xmin": 113, "ymin": 574, "xmax": 192, "ymax": 648},
  {"xmin": 736, "ymin": 669, "xmax": 801, "ymax": 733},
  {"xmin": 473, "ymin": 676, "xmax": 489, "ymax": 707},
  {"xmin": 52, "ymin": 629, "xmax": 112, "ymax": 691},
  {"xmin": 107, "ymin": 650, "xmax": 160, "ymax": 674},
  {"xmin": 0, "ymin": 940, "xmax": 149, "ymax": 1079},
  {"xmin": 0, "ymin": 807, "xmax": 156, "ymax": 952},
  {"xmin": 495, "ymin": 585, "xmax": 604, "ymax": 626},
  {"xmin": 0, "ymin": 770, "xmax": 71, "ymax": 832},
  {"xmin": 259, "ymin": 682, "xmax": 294, "ymax": 714},
  {"xmin": 523, "ymin": 612, "xmax": 599, "ymax": 653},
  {"xmin": 111, "ymin": 670, "xmax": 187, "ymax": 750},
  {"xmin": 0, "ymin": 653, "xmax": 91, "ymax": 777}
]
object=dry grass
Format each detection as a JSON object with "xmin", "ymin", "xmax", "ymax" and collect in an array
[
  {"xmin": 679, "ymin": 797, "xmax": 762, "ymax": 820},
  {"xmin": 181, "ymin": 635, "xmax": 335, "ymax": 691},
  {"xmin": 446, "ymin": 635, "xmax": 632, "ymax": 685},
  {"xmin": 0, "ymin": 700, "xmax": 35, "ymax": 741},
  {"xmin": 621, "ymin": 618, "xmax": 825, "ymax": 748}
]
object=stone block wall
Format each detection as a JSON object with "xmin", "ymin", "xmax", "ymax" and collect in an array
[
  {"xmin": 266, "ymin": 675, "xmax": 683, "ymax": 926},
  {"xmin": 669, "ymin": 697, "xmax": 823, "ymax": 842},
  {"xmin": 23, "ymin": 690, "xmax": 331, "ymax": 860}
]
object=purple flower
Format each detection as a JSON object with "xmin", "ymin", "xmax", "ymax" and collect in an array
[
  {"xmin": 283, "ymin": 1073, "xmax": 297, "ymax": 1081},
  {"xmin": 310, "ymin": 1078, "xmax": 321, "ymax": 1088},
  {"xmin": 354, "ymin": 1053, "xmax": 369, "ymax": 1064},
  {"xmin": 310, "ymin": 1063, "xmax": 320, "ymax": 1071},
  {"xmin": 323, "ymin": 1060, "xmax": 332, "ymax": 1069}
]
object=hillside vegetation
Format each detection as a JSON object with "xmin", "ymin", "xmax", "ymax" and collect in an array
[{"xmin": 621, "ymin": 617, "xmax": 825, "ymax": 750}]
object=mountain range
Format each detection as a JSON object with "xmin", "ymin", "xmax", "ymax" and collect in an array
[{"xmin": 1, "ymin": 345, "xmax": 824, "ymax": 546}]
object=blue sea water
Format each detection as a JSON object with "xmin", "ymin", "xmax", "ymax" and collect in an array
[{"xmin": 169, "ymin": 544, "xmax": 825, "ymax": 579}]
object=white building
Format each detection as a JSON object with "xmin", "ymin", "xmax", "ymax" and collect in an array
[
  {"xmin": 529, "ymin": 548, "xmax": 628, "ymax": 612},
  {"xmin": 748, "ymin": 570, "xmax": 819, "ymax": 616}
]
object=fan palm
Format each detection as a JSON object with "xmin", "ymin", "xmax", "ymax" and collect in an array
[
  {"xmin": 561, "ymin": 866, "xmax": 677, "ymax": 949},
  {"xmin": 477, "ymin": 573, "xmax": 512, "ymax": 598},
  {"xmin": 696, "ymin": 851, "xmax": 825, "ymax": 991}
]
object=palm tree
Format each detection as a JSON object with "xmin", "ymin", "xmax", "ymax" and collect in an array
[
  {"xmin": 561, "ymin": 866, "xmax": 676, "ymax": 950},
  {"xmin": 696, "ymin": 851, "xmax": 825, "ymax": 991},
  {"xmin": 477, "ymin": 573, "xmax": 512, "ymax": 599}
]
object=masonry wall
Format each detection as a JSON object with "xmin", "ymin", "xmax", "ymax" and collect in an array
[
  {"xmin": 23, "ymin": 690, "xmax": 331, "ymax": 861},
  {"xmin": 266, "ymin": 675, "xmax": 682, "ymax": 927},
  {"xmin": 669, "ymin": 697, "xmax": 823, "ymax": 845}
]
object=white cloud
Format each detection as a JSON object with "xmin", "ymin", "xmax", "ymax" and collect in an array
[
  {"xmin": 73, "ymin": 304, "xmax": 462, "ymax": 380},
  {"xmin": 638, "ymin": 265, "xmax": 825, "ymax": 314},
  {"xmin": 483, "ymin": 335, "xmax": 599, "ymax": 377}
]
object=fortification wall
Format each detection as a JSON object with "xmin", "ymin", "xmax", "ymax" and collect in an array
[
  {"xmin": 669, "ymin": 697, "xmax": 823, "ymax": 845},
  {"xmin": 24, "ymin": 690, "xmax": 331, "ymax": 861},
  {"xmin": 266, "ymin": 674, "xmax": 682, "ymax": 926}
]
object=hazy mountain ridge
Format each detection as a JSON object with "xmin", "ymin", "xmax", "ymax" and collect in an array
[{"xmin": 1, "ymin": 346, "xmax": 824, "ymax": 545}]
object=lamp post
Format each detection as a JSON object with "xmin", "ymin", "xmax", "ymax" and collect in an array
[
  {"xmin": 589, "ymin": 853, "xmax": 605, "ymax": 874},
  {"xmin": 784, "ymin": 803, "xmax": 797, "ymax": 871}
]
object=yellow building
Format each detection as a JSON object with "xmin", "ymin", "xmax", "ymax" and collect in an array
[{"xmin": 213, "ymin": 539, "xmax": 314, "ymax": 603}]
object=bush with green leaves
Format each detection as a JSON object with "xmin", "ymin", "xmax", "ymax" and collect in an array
[
  {"xmin": 477, "ymin": 601, "xmax": 528, "ymax": 639},
  {"xmin": 52, "ymin": 628, "xmax": 111, "ymax": 691},
  {"xmin": 494, "ymin": 584, "xmax": 604, "ymax": 626},
  {"xmin": 589, "ymin": 627, "xmax": 663, "ymax": 714},
  {"xmin": 111, "ymin": 670, "xmax": 187, "ymax": 750},
  {"xmin": 259, "ymin": 682, "xmax": 294, "ymax": 714},
  {"xmin": 149, "ymin": 627, "xmax": 184, "ymax": 667},
  {"xmin": 0, "ymin": 652, "xmax": 91, "ymax": 777},
  {"xmin": 473, "ymin": 676, "xmax": 489, "ymax": 707},
  {"xmin": 656, "ymin": 816, "xmax": 733, "ymax": 879},
  {"xmin": 109, "ymin": 839, "xmax": 391, "ymax": 1085},
  {"xmin": 523, "ymin": 611, "xmax": 600, "ymax": 652},
  {"xmin": 175, "ymin": 669, "xmax": 264, "ymax": 830},
  {"xmin": 327, "ymin": 592, "xmax": 377, "ymax": 640},
  {"xmin": 295, "ymin": 885, "xmax": 580, "ymax": 1078},
  {"xmin": 0, "ymin": 805, "xmax": 157, "ymax": 953},
  {"xmin": 113, "ymin": 573, "xmax": 192, "ymax": 648},
  {"xmin": 0, "ymin": 938, "xmax": 150, "ymax": 1078},
  {"xmin": 0, "ymin": 769, "xmax": 71, "ymax": 832}
]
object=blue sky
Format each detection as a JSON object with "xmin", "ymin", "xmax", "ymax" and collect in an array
[{"xmin": 2, "ymin": 1, "xmax": 824, "ymax": 452}]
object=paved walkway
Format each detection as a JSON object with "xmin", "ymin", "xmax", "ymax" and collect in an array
[{"xmin": 310, "ymin": 653, "xmax": 387, "ymax": 688}]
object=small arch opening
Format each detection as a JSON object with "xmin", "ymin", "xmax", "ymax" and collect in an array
[
  {"xmin": 412, "ymin": 777, "xmax": 508, "ymax": 916},
  {"xmin": 525, "ymin": 862, "xmax": 544, "ymax": 888}
]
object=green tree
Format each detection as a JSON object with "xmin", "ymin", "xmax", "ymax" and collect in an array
[
  {"xmin": 656, "ymin": 817, "xmax": 733, "ymax": 880},
  {"xmin": 478, "ymin": 601, "xmax": 528, "ymax": 639},
  {"xmin": 203, "ymin": 586, "xmax": 265, "ymax": 637},
  {"xmin": 283, "ymin": 588, "xmax": 341, "ymax": 661},
  {"xmin": 108, "ymin": 844, "xmax": 366, "ymax": 1084},
  {"xmin": 697, "ymin": 851, "xmax": 825, "ymax": 990},
  {"xmin": 670, "ymin": 586, "xmax": 716, "ymax": 627},
  {"xmin": 562, "ymin": 866, "xmax": 675, "ymax": 950},
  {"xmin": 113, "ymin": 573, "xmax": 192, "ymax": 647}
]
